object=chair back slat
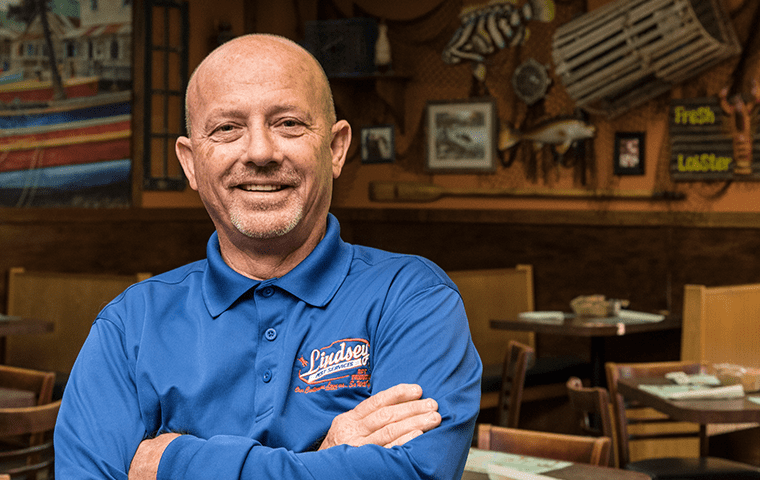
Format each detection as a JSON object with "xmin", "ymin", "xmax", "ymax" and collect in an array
[
  {"xmin": 565, "ymin": 376, "xmax": 615, "ymax": 467},
  {"xmin": 0, "ymin": 366, "xmax": 55, "ymax": 407},
  {"xmin": 498, "ymin": 340, "xmax": 535, "ymax": 428},
  {"xmin": 0, "ymin": 400, "xmax": 59, "ymax": 480}
]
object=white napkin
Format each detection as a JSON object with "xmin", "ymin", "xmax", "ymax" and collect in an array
[
  {"xmin": 617, "ymin": 310, "xmax": 665, "ymax": 322},
  {"xmin": 518, "ymin": 311, "xmax": 564, "ymax": 324},
  {"xmin": 667, "ymin": 384, "xmax": 744, "ymax": 400}
]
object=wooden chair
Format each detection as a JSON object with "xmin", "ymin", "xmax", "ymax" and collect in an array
[
  {"xmin": 606, "ymin": 361, "xmax": 760, "ymax": 479},
  {"xmin": 565, "ymin": 376, "xmax": 615, "ymax": 467},
  {"xmin": 477, "ymin": 423, "xmax": 611, "ymax": 467},
  {"xmin": 0, "ymin": 365, "xmax": 55, "ymax": 409},
  {"xmin": 446, "ymin": 266, "xmax": 535, "ymax": 410},
  {"xmin": 5, "ymin": 268, "xmax": 150, "ymax": 378},
  {"xmin": 0, "ymin": 400, "xmax": 60, "ymax": 480},
  {"xmin": 682, "ymin": 283, "xmax": 760, "ymax": 368},
  {"xmin": 681, "ymin": 283, "xmax": 760, "ymax": 466},
  {"xmin": 497, "ymin": 340, "xmax": 535, "ymax": 428}
]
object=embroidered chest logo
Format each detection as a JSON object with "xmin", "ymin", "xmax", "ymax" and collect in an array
[{"xmin": 295, "ymin": 338, "xmax": 371, "ymax": 393}]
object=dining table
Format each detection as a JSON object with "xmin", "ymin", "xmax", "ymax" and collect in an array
[
  {"xmin": 490, "ymin": 311, "xmax": 682, "ymax": 387},
  {"xmin": 616, "ymin": 373, "xmax": 760, "ymax": 457},
  {"xmin": 462, "ymin": 447, "xmax": 651, "ymax": 480}
]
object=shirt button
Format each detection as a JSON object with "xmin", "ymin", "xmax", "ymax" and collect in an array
[
  {"xmin": 264, "ymin": 328, "xmax": 277, "ymax": 341},
  {"xmin": 261, "ymin": 287, "xmax": 274, "ymax": 297},
  {"xmin": 262, "ymin": 370, "xmax": 272, "ymax": 383}
]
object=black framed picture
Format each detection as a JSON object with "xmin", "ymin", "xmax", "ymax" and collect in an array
[
  {"xmin": 361, "ymin": 125, "xmax": 395, "ymax": 164},
  {"xmin": 614, "ymin": 132, "xmax": 645, "ymax": 175},
  {"xmin": 425, "ymin": 98, "xmax": 497, "ymax": 173}
]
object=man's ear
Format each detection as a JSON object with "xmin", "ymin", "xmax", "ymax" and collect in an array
[
  {"xmin": 175, "ymin": 136, "xmax": 198, "ymax": 191},
  {"xmin": 330, "ymin": 120, "xmax": 352, "ymax": 179}
]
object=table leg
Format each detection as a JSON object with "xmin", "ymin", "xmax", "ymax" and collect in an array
[
  {"xmin": 700, "ymin": 424, "xmax": 709, "ymax": 457},
  {"xmin": 589, "ymin": 336, "xmax": 606, "ymax": 387}
]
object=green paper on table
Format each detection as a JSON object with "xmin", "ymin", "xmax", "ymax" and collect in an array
[
  {"xmin": 639, "ymin": 383, "xmax": 744, "ymax": 399},
  {"xmin": 466, "ymin": 448, "xmax": 571, "ymax": 475}
]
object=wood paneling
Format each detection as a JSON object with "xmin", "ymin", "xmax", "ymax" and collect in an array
[
  {"xmin": 0, "ymin": 208, "xmax": 215, "ymax": 315},
  {"xmin": 1, "ymin": 206, "xmax": 760, "ymax": 368}
]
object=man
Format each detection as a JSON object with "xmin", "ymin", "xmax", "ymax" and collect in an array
[{"xmin": 54, "ymin": 34, "xmax": 482, "ymax": 479}]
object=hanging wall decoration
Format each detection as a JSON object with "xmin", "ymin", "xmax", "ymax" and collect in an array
[
  {"xmin": 361, "ymin": 125, "xmax": 395, "ymax": 164},
  {"xmin": 670, "ymin": 83, "xmax": 760, "ymax": 180},
  {"xmin": 511, "ymin": 58, "xmax": 552, "ymax": 106},
  {"xmin": 498, "ymin": 116, "xmax": 595, "ymax": 158},
  {"xmin": 614, "ymin": 132, "xmax": 645, "ymax": 176},
  {"xmin": 441, "ymin": 0, "xmax": 555, "ymax": 94},
  {"xmin": 425, "ymin": 98, "xmax": 497, "ymax": 173},
  {"xmin": 552, "ymin": 0, "xmax": 741, "ymax": 118}
]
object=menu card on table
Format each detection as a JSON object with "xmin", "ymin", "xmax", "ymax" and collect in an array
[{"xmin": 465, "ymin": 448, "xmax": 570, "ymax": 479}]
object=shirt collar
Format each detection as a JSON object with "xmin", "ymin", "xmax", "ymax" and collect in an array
[{"xmin": 202, "ymin": 214, "xmax": 352, "ymax": 317}]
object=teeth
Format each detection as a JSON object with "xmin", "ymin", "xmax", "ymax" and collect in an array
[{"xmin": 240, "ymin": 184, "xmax": 282, "ymax": 192}]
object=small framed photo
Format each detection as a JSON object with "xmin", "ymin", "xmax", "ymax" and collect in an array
[
  {"xmin": 361, "ymin": 125, "xmax": 395, "ymax": 164},
  {"xmin": 614, "ymin": 132, "xmax": 645, "ymax": 175},
  {"xmin": 425, "ymin": 98, "xmax": 497, "ymax": 173}
]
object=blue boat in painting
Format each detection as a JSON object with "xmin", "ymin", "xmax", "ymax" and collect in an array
[
  {"xmin": 0, "ymin": 159, "xmax": 130, "ymax": 207},
  {"xmin": 0, "ymin": 90, "xmax": 132, "ymax": 207}
]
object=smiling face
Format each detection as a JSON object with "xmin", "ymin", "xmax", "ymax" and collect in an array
[{"xmin": 176, "ymin": 35, "xmax": 350, "ymax": 275}]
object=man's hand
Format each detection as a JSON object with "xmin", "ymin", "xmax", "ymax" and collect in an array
[
  {"xmin": 129, "ymin": 432, "xmax": 181, "ymax": 480},
  {"xmin": 319, "ymin": 383, "xmax": 441, "ymax": 450}
]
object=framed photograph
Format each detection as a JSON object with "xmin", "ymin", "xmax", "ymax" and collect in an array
[
  {"xmin": 614, "ymin": 132, "xmax": 645, "ymax": 175},
  {"xmin": 425, "ymin": 98, "xmax": 497, "ymax": 173},
  {"xmin": 361, "ymin": 125, "xmax": 395, "ymax": 164}
]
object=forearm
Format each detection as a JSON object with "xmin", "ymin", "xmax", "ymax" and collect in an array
[{"xmin": 156, "ymin": 428, "xmax": 473, "ymax": 480}]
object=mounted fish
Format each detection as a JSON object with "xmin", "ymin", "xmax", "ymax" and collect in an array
[
  {"xmin": 499, "ymin": 116, "xmax": 596, "ymax": 156},
  {"xmin": 441, "ymin": 0, "xmax": 555, "ymax": 67}
]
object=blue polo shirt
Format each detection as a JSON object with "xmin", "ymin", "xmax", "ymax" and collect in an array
[{"xmin": 55, "ymin": 214, "xmax": 482, "ymax": 480}]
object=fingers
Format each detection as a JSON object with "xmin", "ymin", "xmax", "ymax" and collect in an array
[
  {"xmin": 318, "ymin": 384, "xmax": 441, "ymax": 451},
  {"xmin": 384, "ymin": 429, "xmax": 423, "ymax": 448},
  {"xmin": 350, "ymin": 384, "xmax": 423, "ymax": 419},
  {"xmin": 360, "ymin": 398, "xmax": 439, "ymax": 434},
  {"xmin": 365, "ymin": 409, "xmax": 441, "ymax": 448}
]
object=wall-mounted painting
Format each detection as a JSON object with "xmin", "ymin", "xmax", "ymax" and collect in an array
[
  {"xmin": 425, "ymin": 98, "xmax": 497, "ymax": 173},
  {"xmin": 361, "ymin": 124, "xmax": 394, "ymax": 164},
  {"xmin": 0, "ymin": 0, "xmax": 132, "ymax": 207},
  {"xmin": 614, "ymin": 132, "xmax": 645, "ymax": 176}
]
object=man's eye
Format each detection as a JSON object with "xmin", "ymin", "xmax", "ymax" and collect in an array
[
  {"xmin": 282, "ymin": 120, "xmax": 299, "ymax": 128},
  {"xmin": 217, "ymin": 124, "xmax": 235, "ymax": 132}
]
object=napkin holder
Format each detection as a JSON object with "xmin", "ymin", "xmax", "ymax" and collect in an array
[
  {"xmin": 570, "ymin": 295, "xmax": 630, "ymax": 317},
  {"xmin": 713, "ymin": 363, "xmax": 760, "ymax": 392}
]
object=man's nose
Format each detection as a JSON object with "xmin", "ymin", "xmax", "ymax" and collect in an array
[{"xmin": 244, "ymin": 125, "xmax": 280, "ymax": 166}]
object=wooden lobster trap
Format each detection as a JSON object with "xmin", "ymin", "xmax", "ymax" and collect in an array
[{"xmin": 552, "ymin": 0, "xmax": 741, "ymax": 118}]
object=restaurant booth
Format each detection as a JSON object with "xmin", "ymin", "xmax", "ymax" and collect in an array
[{"xmin": 3, "ymin": 0, "xmax": 760, "ymax": 477}]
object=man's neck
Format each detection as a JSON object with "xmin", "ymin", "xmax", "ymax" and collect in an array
[{"xmin": 218, "ymin": 223, "xmax": 326, "ymax": 280}]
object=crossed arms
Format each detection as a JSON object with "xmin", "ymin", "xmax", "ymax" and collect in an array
[{"xmin": 129, "ymin": 384, "xmax": 441, "ymax": 479}]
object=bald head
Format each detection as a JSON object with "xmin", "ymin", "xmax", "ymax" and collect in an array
[{"xmin": 184, "ymin": 34, "xmax": 336, "ymax": 137}]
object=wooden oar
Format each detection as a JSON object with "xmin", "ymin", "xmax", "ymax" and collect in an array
[{"xmin": 369, "ymin": 181, "xmax": 686, "ymax": 202}]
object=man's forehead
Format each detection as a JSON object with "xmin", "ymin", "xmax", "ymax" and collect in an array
[{"xmin": 191, "ymin": 47, "xmax": 318, "ymax": 99}]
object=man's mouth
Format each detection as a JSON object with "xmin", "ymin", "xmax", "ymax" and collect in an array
[{"xmin": 237, "ymin": 184, "xmax": 287, "ymax": 192}]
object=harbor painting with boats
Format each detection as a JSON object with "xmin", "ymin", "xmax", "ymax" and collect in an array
[{"xmin": 0, "ymin": 0, "xmax": 131, "ymax": 207}]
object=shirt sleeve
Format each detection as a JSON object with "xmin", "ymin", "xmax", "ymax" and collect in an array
[
  {"xmin": 158, "ymin": 282, "xmax": 482, "ymax": 480},
  {"xmin": 55, "ymin": 319, "xmax": 149, "ymax": 480}
]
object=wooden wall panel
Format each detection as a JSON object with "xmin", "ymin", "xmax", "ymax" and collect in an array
[
  {"xmin": 0, "ymin": 209, "xmax": 215, "ymax": 314},
  {"xmin": 2, "ymin": 207, "xmax": 760, "ymax": 367}
]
